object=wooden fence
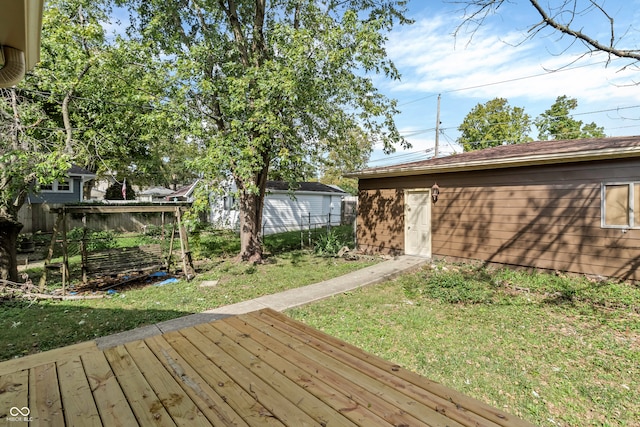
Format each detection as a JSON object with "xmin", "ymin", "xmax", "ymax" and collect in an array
[{"xmin": 18, "ymin": 203, "xmax": 166, "ymax": 234}]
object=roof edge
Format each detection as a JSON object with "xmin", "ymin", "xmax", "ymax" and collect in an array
[
  {"xmin": 350, "ymin": 146, "xmax": 640, "ymax": 179},
  {"xmin": 267, "ymin": 189, "xmax": 346, "ymax": 196}
]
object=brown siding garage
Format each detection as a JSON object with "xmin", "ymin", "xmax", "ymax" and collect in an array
[
  {"xmin": 357, "ymin": 188, "xmax": 405, "ymax": 255},
  {"xmin": 353, "ymin": 137, "xmax": 640, "ymax": 281}
]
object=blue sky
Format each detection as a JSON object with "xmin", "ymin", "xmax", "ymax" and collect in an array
[{"xmin": 368, "ymin": 0, "xmax": 640, "ymax": 166}]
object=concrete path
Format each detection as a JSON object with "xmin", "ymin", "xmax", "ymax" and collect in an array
[{"xmin": 96, "ymin": 255, "xmax": 428, "ymax": 349}]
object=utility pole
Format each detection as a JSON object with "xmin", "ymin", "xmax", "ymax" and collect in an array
[{"xmin": 434, "ymin": 94, "xmax": 441, "ymax": 158}]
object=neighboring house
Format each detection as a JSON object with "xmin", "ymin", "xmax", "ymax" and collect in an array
[
  {"xmin": 350, "ymin": 135, "xmax": 640, "ymax": 281},
  {"xmin": 19, "ymin": 164, "xmax": 96, "ymax": 233},
  {"xmin": 211, "ymin": 180, "xmax": 347, "ymax": 235},
  {"xmin": 138, "ymin": 186, "xmax": 174, "ymax": 202},
  {"xmin": 165, "ymin": 180, "xmax": 201, "ymax": 202}
]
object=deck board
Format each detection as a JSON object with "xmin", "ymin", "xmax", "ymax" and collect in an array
[
  {"xmin": 204, "ymin": 319, "xmax": 385, "ymax": 427},
  {"xmin": 0, "ymin": 369, "xmax": 29, "ymax": 426},
  {"xmin": 104, "ymin": 345, "xmax": 177, "ymax": 426},
  {"xmin": 123, "ymin": 340, "xmax": 211, "ymax": 427},
  {"xmin": 30, "ymin": 362, "xmax": 64, "ymax": 426},
  {"xmin": 82, "ymin": 350, "xmax": 139, "ymax": 427},
  {"xmin": 57, "ymin": 356, "xmax": 102, "ymax": 426},
  {"xmin": 178, "ymin": 326, "xmax": 318, "ymax": 426},
  {"xmin": 220, "ymin": 316, "xmax": 417, "ymax": 426},
  {"xmin": 196, "ymin": 322, "xmax": 358, "ymax": 427},
  {"xmin": 238, "ymin": 311, "xmax": 460, "ymax": 427},
  {"xmin": 0, "ymin": 309, "xmax": 536, "ymax": 427}
]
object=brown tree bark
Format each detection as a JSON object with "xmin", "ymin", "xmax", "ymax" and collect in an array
[
  {"xmin": 0, "ymin": 217, "xmax": 22, "ymax": 282},
  {"xmin": 237, "ymin": 164, "xmax": 268, "ymax": 263}
]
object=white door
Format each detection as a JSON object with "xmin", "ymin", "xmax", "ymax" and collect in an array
[{"xmin": 404, "ymin": 190, "xmax": 431, "ymax": 257}]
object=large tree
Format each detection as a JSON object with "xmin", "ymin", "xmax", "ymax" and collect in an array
[
  {"xmin": 32, "ymin": 1, "xmax": 189, "ymax": 187},
  {"xmin": 0, "ymin": 0, "xmax": 181, "ymax": 281},
  {"xmin": 121, "ymin": 0, "xmax": 410, "ymax": 262},
  {"xmin": 457, "ymin": 97, "xmax": 532, "ymax": 151},
  {"xmin": 535, "ymin": 95, "xmax": 606, "ymax": 140}
]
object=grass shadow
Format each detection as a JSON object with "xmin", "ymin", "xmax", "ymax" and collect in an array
[{"xmin": 0, "ymin": 300, "xmax": 191, "ymax": 362}]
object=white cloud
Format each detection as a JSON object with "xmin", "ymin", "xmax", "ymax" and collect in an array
[{"xmin": 383, "ymin": 16, "xmax": 640, "ymax": 106}]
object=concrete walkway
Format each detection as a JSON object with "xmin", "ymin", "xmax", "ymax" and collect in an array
[{"xmin": 96, "ymin": 255, "xmax": 428, "ymax": 349}]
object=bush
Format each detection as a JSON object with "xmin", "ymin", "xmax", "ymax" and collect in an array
[{"xmin": 313, "ymin": 229, "xmax": 350, "ymax": 257}]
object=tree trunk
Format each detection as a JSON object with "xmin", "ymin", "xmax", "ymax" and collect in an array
[
  {"xmin": 237, "ymin": 166, "xmax": 268, "ymax": 263},
  {"xmin": 0, "ymin": 216, "xmax": 23, "ymax": 282},
  {"xmin": 238, "ymin": 190, "xmax": 263, "ymax": 263}
]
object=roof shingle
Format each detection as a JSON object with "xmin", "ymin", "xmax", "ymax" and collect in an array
[{"xmin": 355, "ymin": 135, "xmax": 640, "ymax": 178}]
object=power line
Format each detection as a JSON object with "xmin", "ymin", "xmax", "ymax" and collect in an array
[
  {"xmin": 371, "ymin": 115, "xmax": 640, "ymax": 166},
  {"xmin": 397, "ymin": 59, "xmax": 614, "ymax": 107}
]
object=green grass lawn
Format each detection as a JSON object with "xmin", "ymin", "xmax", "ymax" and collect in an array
[
  {"xmin": 2, "ymin": 226, "xmax": 376, "ymax": 361},
  {"xmin": 287, "ymin": 262, "xmax": 640, "ymax": 427}
]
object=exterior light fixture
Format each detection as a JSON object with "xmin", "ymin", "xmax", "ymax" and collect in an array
[{"xmin": 431, "ymin": 183, "xmax": 440, "ymax": 203}]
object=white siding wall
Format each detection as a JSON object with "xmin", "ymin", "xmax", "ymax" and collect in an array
[{"xmin": 211, "ymin": 191, "xmax": 343, "ymax": 235}]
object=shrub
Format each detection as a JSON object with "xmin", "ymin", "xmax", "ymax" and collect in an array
[{"xmin": 313, "ymin": 229, "xmax": 349, "ymax": 257}]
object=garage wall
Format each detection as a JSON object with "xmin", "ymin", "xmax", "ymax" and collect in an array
[
  {"xmin": 358, "ymin": 158, "xmax": 640, "ymax": 281},
  {"xmin": 356, "ymin": 188, "xmax": 405, "ymax": 255}
]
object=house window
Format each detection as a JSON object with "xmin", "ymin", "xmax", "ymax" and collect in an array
[
  {"xmin": 40, "ymin": 179, "xmax": 73, "ymax": 193},
  {"xmin": 602, "ymin": 183, "xmax": 640, "ymax": 228},
  {"xmin": 57, "ymin": 180, "xmax": 70, "ymax": 191},
  {"xmin": 223, "ymin": 195, "xmax": 236, "ymax": 210}
]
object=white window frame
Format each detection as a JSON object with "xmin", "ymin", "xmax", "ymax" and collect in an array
[
  {"xmin": 601, "ymin": 182, "xmax": 638, "ymax": 229},
  {"xmin": 40, "ymin": 179, "xmax": 73, "ymax": 194}
]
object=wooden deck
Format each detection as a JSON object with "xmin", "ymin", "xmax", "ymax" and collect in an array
[{"xmin": 0, "ymin": 309, "xmax": 535, "ymax": 426}]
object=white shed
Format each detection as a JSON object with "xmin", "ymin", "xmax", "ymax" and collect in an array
[{"xmin": 211, "ymin": 180, "xmax": 347, "ymax": 235}]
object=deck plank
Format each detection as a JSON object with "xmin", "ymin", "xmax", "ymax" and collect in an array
[
  {"xmin": 123, "ymin": 339, "xmax": 211, "ymax": 426},
  {"xmin": 238, "ymin": 312, "xmax": 437, "ymax": 427},
  {"xmin": 220, "ymin": 316, "xmax": 395, "ymax": 427},
  {"xmin": 57, "ymin": 356, "xmax": 102, "ymax": 426},
  {"xmin": 159, "ymin": 331, "xmax": 282, "ymax": 426},
  {"xmin": 241, "ymin": 313, "xmax": 472, "ymax": 427},
  {"xmin": 103, "ymin": 345, "xmax": 176, "ymax": 427},
  {"xmin": 0, "ymin": 341, "xmax": 97, "ymax": 376},
  {"xmin": 0, "ymin": 369, "xmax": 29, "ymax": 426},
  {"xmin": 178, "ymin": 327, "xmax": 320, "ymax": 426},
  {"xmin": 144, "ymin": 334, "xmax": 248, "ymax": 427},
  {"xmin": 30, "ymin": 362, "xmax": 64, "ymax": 427},
  {"xmin": 82, "ymin": 350, "xmax": 139, "ymax": 427},
  {"xmin": 196, "ymin": 321, "xmax": 359, "ymax": 427}
]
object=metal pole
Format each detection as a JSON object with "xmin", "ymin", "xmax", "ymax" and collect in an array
[
  {"xmin": 61, "ymin": 209, "xmax": 69, "ymax": 296},
  {"xmin": 435, "ymin": 94, "xmax": 441, "ymax": 158}
]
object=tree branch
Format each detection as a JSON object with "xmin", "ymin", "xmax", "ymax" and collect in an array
[
  {"xmin": 219, "ymin": 0, "xmax": 250, "ymax": 67},
  {"xmin": 452, "ymin": 0, "xmax": 640, "ymax": 63},
  {"xmin": 252, "ymin": 0, "xmax": 266, "ymax": 66},
  {"xmin": 527, "ymin": 0, "xmax": 640, "ymax": 62}
]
